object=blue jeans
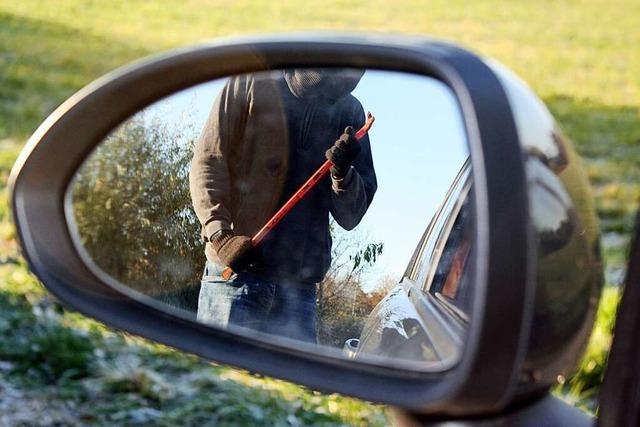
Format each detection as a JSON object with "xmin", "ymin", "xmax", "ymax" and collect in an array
[{"xmin": 197, "ymin": 261, "xmax": 318, "ymax": 343}]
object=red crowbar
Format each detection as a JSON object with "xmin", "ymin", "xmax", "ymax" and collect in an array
[{"xmin": 221, "ymin": 112, "xmax": 375, "ymax": 279}]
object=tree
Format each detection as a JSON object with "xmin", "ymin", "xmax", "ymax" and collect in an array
[
  {"xmin": 317, "ymin": 223, "xmax": 388, "ymax": 347},
  {"xmin": 71, "ymin": 115, "xmax": 204, "ymax": 311}
]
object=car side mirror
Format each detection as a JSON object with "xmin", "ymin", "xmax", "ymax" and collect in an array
[{"xmin": 9, "ymin": 34, "xmax": 602, "ymax": 418}]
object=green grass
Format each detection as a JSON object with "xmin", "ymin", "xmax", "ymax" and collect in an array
[
  {"xmin": 0, "ymin": 261, "xmax": 386, "ymax": 425},
  {"xmin": 554, "ymin": 286, "xmax": 622, "ymax": 413},
  {"xmin": 0, "ymin": 0, "xmax": 639, "ymax": 423}
]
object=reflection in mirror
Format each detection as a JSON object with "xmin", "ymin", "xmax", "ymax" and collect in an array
[{"xmin": 69, "ymin": 68, "xmax": 472, "ymax": 370}]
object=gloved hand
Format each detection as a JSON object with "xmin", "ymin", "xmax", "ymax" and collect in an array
[
  {"xmin": 325, "ymin": 126, "xmax": 361, "ymax": 178},
  {"xmin": 210, "ymin": 230, "xmax": 253, "ymax": 270}
]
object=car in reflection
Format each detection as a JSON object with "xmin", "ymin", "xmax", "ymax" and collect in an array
[{"xmin": 345, "ymin": 158, "xmax": 472, "ymax": 368}]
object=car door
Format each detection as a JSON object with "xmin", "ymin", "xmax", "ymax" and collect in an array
[{"xmin": 353, "ymin": 159, "xmax": 471, "ymax": 367}]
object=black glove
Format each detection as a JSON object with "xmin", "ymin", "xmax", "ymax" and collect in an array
[
  {"xmin": 325, "ymin": 126, "xmax": 361, "ymax": 178},
  {"xmin": 210, "ymin": 230, "xmax": 253, "ymax": 270}
]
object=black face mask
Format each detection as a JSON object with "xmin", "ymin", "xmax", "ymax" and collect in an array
[{"xmin": 283, "ymin": 69, "xmax": 365, "ymax": 103}]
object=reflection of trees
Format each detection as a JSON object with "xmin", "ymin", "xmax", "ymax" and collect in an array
[
  {"xmin": 72, "ymin": 116, "xmax": 204, "ymax": 311},
  {"xmin": 317, "ymin": 224, "xmax": 392, "ymax": 347}
]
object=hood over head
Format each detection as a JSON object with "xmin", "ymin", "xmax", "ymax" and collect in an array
[{"xmin": 283, "ymin": 68, "xmax": 365, "ymax": 103}]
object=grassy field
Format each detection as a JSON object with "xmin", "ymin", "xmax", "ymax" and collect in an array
[{"xmin": 1, "ymin": 0, "xmax": 639, "ymax": 424}]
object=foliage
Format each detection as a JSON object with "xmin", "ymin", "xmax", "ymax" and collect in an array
[
  {"xmin": 318, "ymin": 225, "xmax": 388, "ymax": 347},
  {"xmin": 317, "ymin": 280, "xmax": 389, "ymax": 348},
  {"xmin": 0, "ymin": 263, "xmax": 97, "ymax": 396},
  {"xmin": 72, "ymin": 116, "xmax": 204, "ymax": 311},
  {"xmin": 349, "ymin": 242, "xmax": 384, "ymax": 272},
  {"xmin": 554, "ymin": 286, "xmax": 622, "ymax": 413},
  {"xmin": 0, "ymin": 289, "xmax": 94, "ymax": 384}
]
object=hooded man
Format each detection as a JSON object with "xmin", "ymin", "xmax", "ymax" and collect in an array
[{"xmin": 189, "ymin": 68, "xmax": 377, "ymax": 343}]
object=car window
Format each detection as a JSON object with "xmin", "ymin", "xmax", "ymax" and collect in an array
[
  {"xmin": 407, "ymin": 158, "xmax": 471, "ymax": 282},
  {"xmin": 430, "ymin": 198, "xmax": 473, "ymax": 315},
  {"xmin": 414, "ymin": 170, "xmax": 471, "ymax": 291},
  {"xmin": 418, "ymin": 187, "xmax": 469, "ymax": 291}
]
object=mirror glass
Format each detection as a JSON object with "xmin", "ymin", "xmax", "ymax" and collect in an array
[{"xmin": 68, "ymin": 68, "xmax": 473, "ymax": 371}]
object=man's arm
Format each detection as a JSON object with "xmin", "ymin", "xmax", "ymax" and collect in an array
[
  {"xmin": 189, "ymin": 76, "xmax": 257, "ymax": 268},
  {"xmin": 328, "ymin": 108, "xmax": 378, "ymax": 231},
  {"xmin": 189, "ymin": 76, "xmax": 247, "ymax": 241}
]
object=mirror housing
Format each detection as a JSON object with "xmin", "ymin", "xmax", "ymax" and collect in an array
[{"xmin": 10, "ymin": 34, "xmax": 599, "ymax": 415}]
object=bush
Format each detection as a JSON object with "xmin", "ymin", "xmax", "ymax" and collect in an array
[{"xmin": 71, "ymin": 115, "xmax": 204, "ymax": 311}]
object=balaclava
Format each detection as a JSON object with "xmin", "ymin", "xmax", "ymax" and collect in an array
[{"xmin": 283, "ymin": 68, "xmax": 365, "ymax": 103}]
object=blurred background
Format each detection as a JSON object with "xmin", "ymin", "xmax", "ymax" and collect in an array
[{"xmin": 0, "ymin": 1, "xmax": 638, "ymax": 425}]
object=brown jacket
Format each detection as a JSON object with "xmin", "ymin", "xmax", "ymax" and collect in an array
[{"xmin": 190, "ymin": 74, "xmax": 290, "ymax": 263}]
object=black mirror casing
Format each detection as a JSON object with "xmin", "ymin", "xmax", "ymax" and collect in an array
[{"xmin": 10, "ymin": 34, "xmax": 536, "ymax": 416}]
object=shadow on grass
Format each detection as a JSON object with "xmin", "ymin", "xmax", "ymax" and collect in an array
[{"xmin": 0, "ymin": 12, "xmax": 147, "ymax": 140}]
